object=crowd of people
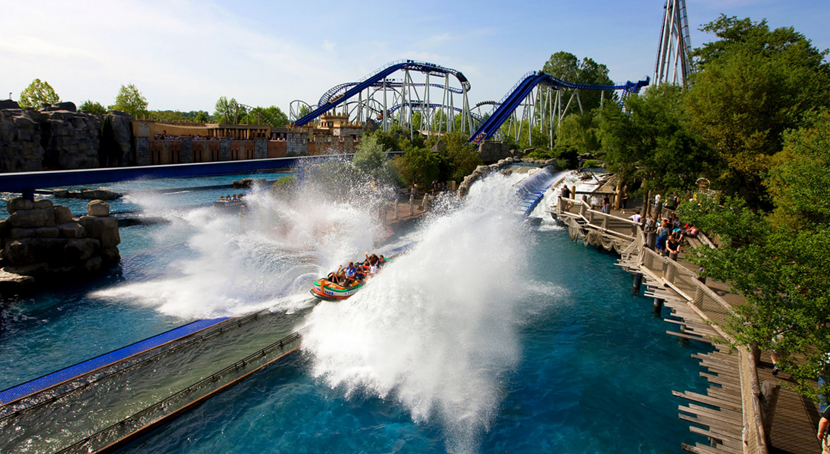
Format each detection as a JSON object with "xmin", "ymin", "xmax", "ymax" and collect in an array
[{"xmin": 325, "ymin": 253, "xmax": 387, "ymax": 288}]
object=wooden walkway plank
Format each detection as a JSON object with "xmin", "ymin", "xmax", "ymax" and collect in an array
[{"xmin": 673, "ymin": 391, "xmax": 742, "ymax": 412}]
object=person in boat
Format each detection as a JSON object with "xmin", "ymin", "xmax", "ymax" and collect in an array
[
  {"xmin": 365, "ymin": 253, "xmax": 379, "ymax": 276},
  {"xmin": 328, "ymin": 266, "xmax": 347, "ymax": 286},
  {"xmin": 378, "ymin": 255, "xmax": 387, "ymax": 268}
]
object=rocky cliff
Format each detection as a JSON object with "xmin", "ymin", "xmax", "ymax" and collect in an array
[{"xmin": 0, "ymin": 101, "xmax": 134, "ymax": 172}]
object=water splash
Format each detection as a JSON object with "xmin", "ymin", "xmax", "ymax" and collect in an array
[
  {"xmin": 301, "ymin": 173, "xmax": 539, "ymax": 453},
  {"xmin": 91, "ymin": 174, "xmax": 391, "ymax": 319}
]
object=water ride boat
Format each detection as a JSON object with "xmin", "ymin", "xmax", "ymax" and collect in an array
[{"xmin": 310, "ymin": 256, "xmax": 391, "ymax": 301}]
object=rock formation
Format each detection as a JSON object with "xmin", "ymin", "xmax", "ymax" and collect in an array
[
  {"xmin": 0, "ymin": 198, "xmax": 121, "ymax": 293},
  {"xmin": 0, "ymin": 108, "xmax": 44, "ymax": 171},
  {"xmin": 0, "ymin": 102, "xmax": 135, "ymax": 172}
]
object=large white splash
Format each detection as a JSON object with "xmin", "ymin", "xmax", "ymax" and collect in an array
[
  {"xmin": 301, "ymin": 174, "xmax": 536, "ymax": 453},
  {"xmin": 91, "ymin": 183, "xmax": 387, "ymax": 319}
]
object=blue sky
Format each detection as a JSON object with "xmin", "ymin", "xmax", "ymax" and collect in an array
[{"xmin": 2, "ymin": 0, "xmax": 828, "ymax": 115}]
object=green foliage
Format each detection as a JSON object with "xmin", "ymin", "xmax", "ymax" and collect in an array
[
  {"xmin": 678, "ymin": 194, "xmax": 830, "ymax": 400},
  {"xmin": 79, "ymin": 100, "xmax": 107, "ymax": 115},
  {"xmin": 600, "ymin": 84, "xmax": 713, "ymax": 194},
  {"xmin": 241, "ymin": 106, "xmax": 288, "ymax": 127},
  {"xmin": 194, "ymin": 111, "xmax": 210, "ymax": 122},
  {"xmin": 441, "ymin": 131, "xmax": 482, "ymax": 182},
  {"xmin": 271, "ymin": 175, "xmax": 298, "ymax": 194},
  {"xmin": 393, "ymin": 149, "xmax": 442, "ymax": 188},
  {"xmin": 765, "ymin": 109, "xmax": 830, "ymax": 230},
  {"xmin": 214, "ymin": 96, "xmax": 246, "ymax": 124},
  {"xmin": 19, "ymin": 78, "xmax": 60, "ymax": 108},
  {"xmin": 582, "ymin": 159, "xmax": 602, "ymax": 168},
  {"xmin": 685, "ymin": 15, "xmax": 830, "ymax": 207},
  {"xmin": 352, "ymin": 134, "xmax": 398, "ymax": 184},
  {"xmin": 542, "ymin": 51, "xmax": 614, "ymax": 112},
  {"xmin": 150, "ymin": 110, "xmax": 189, "ymax": 122},
  {"xmin": 110, "ymin": 83, "xmax": 148, "ymax": 118}
]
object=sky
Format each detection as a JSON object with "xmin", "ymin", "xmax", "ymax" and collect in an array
[{"xmin": 1, "ymin": 0, "xmax": 828, "ymax": 116}]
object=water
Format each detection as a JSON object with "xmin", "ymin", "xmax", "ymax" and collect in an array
[{"xmin": 0, "ymin": 171, "xmax": 710, "ymax": 453}]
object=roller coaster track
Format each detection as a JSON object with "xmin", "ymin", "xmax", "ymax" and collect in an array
[
  {"xmin": 294, "ymin": 60, "xmax": 470, "ymax": 127},
  {"xmin": 319, "ymin": 81, "xmax": 465, "ymax": 107},
  {"xmin": 469, "ymin": 71, "xmax": 649, "ymax": 143}
]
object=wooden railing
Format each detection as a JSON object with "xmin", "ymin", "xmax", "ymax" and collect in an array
[{"xmin": 553, "ymin": 193, "xmax": 770, "ymax": 454}]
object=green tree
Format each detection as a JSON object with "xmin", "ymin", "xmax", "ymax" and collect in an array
[
  {"xmin": 600, "ymin": 84, "xmax": 713, "ymax": 193},
  {"xmin": 214, "ymin": 96, "xmax": 248, "ymax": 124},
  {"xmin": 110, "ymin": 84, "xmax": 148, "ymax": 118},
  {"xmin": 194, "ymin": 110, "xmax": 210, "ymax": 122},
  {"xmin": 242, "ymin": 106, "xmax": 289, "ymax": 127},
  {"xmin": 150, "ymin": 110, "xmax": 188, "ymax": 122},
  {"xmin": 765, "ymin": 109, "xmax": 830, "ymax": 230},
  {"xmin": 542, "ymin": 52, "xmax": 614, "ymax": 113},
  {"xmin": 79, "ymin": 100, "xmax": 107, "ymax": 115},
  {"xmin": 19, "ymin": 78, "xmax": 60, "ymax": 108},
  {"xmin": 441, "ymin": 131, "xmax": 482, "ymax": 182},
  {"xmin": 685, "ymin": 15, "xmax": 830, "ymax": 207},
  {"xmin": 393, "ymin": 149, "xmax": 442, "ymax": 188},
  {"xmin": 352, "ymin": 134, "xmax": 398, "ymax": 184}
]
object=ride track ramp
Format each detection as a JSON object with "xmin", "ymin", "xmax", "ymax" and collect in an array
[
  {"xmin": 293, "ymin": 60, "xmax": 470, "ymax": 127},
  {"xmin": 469, "ymin": 72, "xmax": 650, "ymax": 143},
  {"xmin": 513, "ymin": 166, "xmax": 560, "ymax": 217}
]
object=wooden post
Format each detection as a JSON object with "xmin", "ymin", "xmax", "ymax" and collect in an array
[
  {"xmin": 632, "ymin": 273, "xmax": 643, "ymax": 295},
  {"xmin": 601, "ymin": 214, "xmax": 608, "ymax": 230},
  {"xmin": 654, "ymin": 298, "xmax": 664, "ymax": 314},
  {"xmin": 645, "ymin": 190, "xmax": 652, "ymax": 218},
  {"xmin": 761, "ymin": 380, "xmax": 781, "ymax": 440},
  {"xmin": 646, "ymin": 230, "xmax": 656, "ymax": 249},
  {"xmin": 614, "ymin": 183, "xmax": 622, "ymax": 210},
  {"xmin": 656, "ymin": 201, "xmax": 663, "ymax": 219},
  {"xmin": 750, "ymin": 342, "xmax": 762, "ymax": 369},
  {"xmin": 409, "ymin": 191, "xmax": 415, "ymax": 216}
]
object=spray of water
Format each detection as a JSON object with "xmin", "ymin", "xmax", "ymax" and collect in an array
[
  {"xmin": 301, "ymin": 173, "xmax": 539, "ymax": 453},
  {"xmin": 91, "ymin": 164, "xmax": 394, "ymax": 319}
]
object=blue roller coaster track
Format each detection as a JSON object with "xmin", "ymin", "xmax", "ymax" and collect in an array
[
  {"xmin": 468, "ymin": 71, "xmax": 649, "ymax": 143},
  {"xmin": 294, "ymin": 60, "xmax": 470, "ymax": 127},
  {"xmin": 319, "ymin": 81, "xmax": 465, "ymax": 107}
]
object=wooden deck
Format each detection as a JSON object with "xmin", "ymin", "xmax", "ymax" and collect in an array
[{"xmin": 550, "ymin": 196, "xmax": 821, "ymax": 454}]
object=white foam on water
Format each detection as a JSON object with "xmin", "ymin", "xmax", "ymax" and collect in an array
[
  {"xmin": 91, "ymin": 181, "xmax": 388, "ymax": 319},
  {"xmin": 301, "ymin": 173, "xmax": 544, "ymax": 454}
]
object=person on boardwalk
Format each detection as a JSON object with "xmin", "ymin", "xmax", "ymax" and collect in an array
[
  {"xmin": 656, "ymin": 220, "xmax": 670, "ymax": 255},
  {"xmin": 602, "ymin": 195, "xmax": 610, "ymax": 214},
  {"xmin": 629, "ymin": 210, "xmax": 641, "ymax": 223},
  {"xmin": 818, "ymin": 405, "xmax": 830, "ymax": 453},
  {"xmin": 667, "ymin": 232, "xmax": 681, "ymax": 261}
]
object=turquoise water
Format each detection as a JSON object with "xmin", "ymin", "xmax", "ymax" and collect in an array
[
  {"xmin": 0, "ymin": 171, "xmax": 290, "ymax": 218},
  {"xmin": 0, "ymin": 174, "xmax": 710, "ymax": 453}
]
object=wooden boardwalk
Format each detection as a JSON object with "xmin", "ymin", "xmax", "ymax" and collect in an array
[{"xmin": 551, "ymin": 196, "xmax": 821, "ymax": 454}]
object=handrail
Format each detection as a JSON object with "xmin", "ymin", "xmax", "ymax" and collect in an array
[
  {"xmin": 554, "ymin": 196, "xmax": 769, "ymax": 454},
  {"xmin": 629, "ymin": 225, "xmax": 768, "ymax": 454}
]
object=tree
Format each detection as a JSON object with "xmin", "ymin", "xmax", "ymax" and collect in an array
[
  {"xmin": 242, "ymin": 106, "xmax": 289, "ymax": 128},
  {"xmin": 214, "ymin": 96, "xmax": 248, "ymax": 124},
  {"xmin": 600, "ymin": 84, "xmax": 713, "ymax": 193},
  {"xmin": 441, "ymin": 131, "xmax": 482, "ymax": 182},
  {"xmin": 110, "ymin": 84, "xmax": 148, "ymax": 118},
  {"xmin": 393, "ymin": 149, "xmax": 442, "ymax": 188},
  {"xmin": 79, "ymin": 100, "xmax": 107, "ymax": 115},
  {"xmin": 150, "ymin": 110, "xmax": 188, "ymax": 122},
  {"xmin": 194, "ymin": 110, "xmax": 210, "ymax": 122},
  {"xmin": 542, "ymin": 52, "xmax": 614, "ymax": 113},
  {"xmin": 19, "ymin": 78, "xmax": 60, "ymax": 108},
  {"xmin": 352, "ymin": 134, "xmax": 398, "ymax": 184},
  {"xmin": 765, "ymin": 109, "xmax": 830, "ymax": 230},
  {"xmin": 685, "ymin": 15, "xmax": 830, "ymax": 207}
]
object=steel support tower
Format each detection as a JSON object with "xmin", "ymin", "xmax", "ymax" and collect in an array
[{"xmin": 654, "ymin": 0, "xmax": 692, "ymax": 86}]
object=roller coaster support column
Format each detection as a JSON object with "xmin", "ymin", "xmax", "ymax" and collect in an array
[
  {"xmin": 382, "ymin": 78, "xmax": 388, "ymax": 132},
  {"xmin": 425, "ymin": 73, "xmax": 431, "ymax": 137}
]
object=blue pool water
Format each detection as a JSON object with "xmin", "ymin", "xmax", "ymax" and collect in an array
[{"xmin": 0, "ymin": 173, "xmax": 710, "ymax": 453}]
